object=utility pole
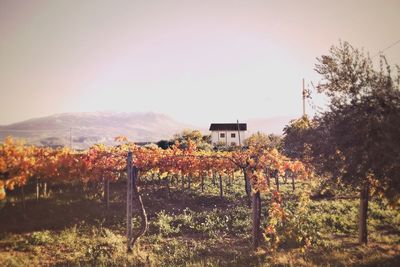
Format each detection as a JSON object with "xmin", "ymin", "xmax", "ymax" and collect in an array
[
  {"xmin": 302, "ymin": 78, "xmax": 306, "ymax": 117},
  {"xmin": 69, "ymin": 128, "xmax": 72, "ymax": 149},
  {"xmin": 236, "ymin": 119, "xmax": 242, "ymax": 147}
]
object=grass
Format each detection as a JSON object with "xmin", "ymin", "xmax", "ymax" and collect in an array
[{"xmin": 0, "ymin": 175, "xmax": 399, "ymax": 266}]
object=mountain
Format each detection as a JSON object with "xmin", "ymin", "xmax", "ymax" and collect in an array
[
  {"xmin": 0, "ymin": 112, "xmax": 195, "ymax": 149},
  {"xmin": 0, "ymin": 112, "xmax": 300, "ymax": 148},
  {"xmin": 246, "ymin": 116, "xmax": 298, "ymax": 135}
]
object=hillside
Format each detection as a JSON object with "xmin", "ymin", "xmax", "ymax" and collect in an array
[
  {"xmin": 0, "ymin": 112, "xmax": 297, "ymax": 149},
  {"xmin": 0, "ymin": 112, "xmax": 194, "ymax": 149}
]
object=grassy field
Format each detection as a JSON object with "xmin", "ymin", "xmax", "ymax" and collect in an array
[{"xmin": 0, "ymin": 176, "xmax": 399, "ymax": 266}]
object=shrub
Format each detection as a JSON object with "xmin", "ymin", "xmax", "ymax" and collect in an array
[
  {"xmin": 29, "ymin": 231, "xmax": 54, "ymax": 245},
  {"xmin": 153, "ymin": 210, "xmax": 181, "ymax": 236}
]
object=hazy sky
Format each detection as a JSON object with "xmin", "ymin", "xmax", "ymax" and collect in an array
[{"xmin": 1, "ymin": 0, "xmax": 399, "ymax": 126}]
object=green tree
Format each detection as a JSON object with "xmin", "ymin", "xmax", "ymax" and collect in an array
[
  {"xmin": 282, "ymin": 116, "xmax": 312, "ymax": 160},
  {"xmin": 309, "ymin": 41, "xmax": 400, "ymax": 244},
  {"xmin": 156, "ymin": 140, "xmax": 174, "ymax": 150},
  {"xmin": 172, "ymin": 129, "xmax": 212, "ymax": 151},
  {"xmin": 245, "ymin": 132, "xmax": 282, "ymax": 150}
]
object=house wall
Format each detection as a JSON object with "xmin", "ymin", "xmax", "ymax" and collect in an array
[{"xmin": 211, "ymin": 130, "xmax": 246, "ymax": 146}]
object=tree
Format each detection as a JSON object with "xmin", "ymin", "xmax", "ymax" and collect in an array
[
  {"xmin": 156, "ymin": 140, "xmax": 173, "ymax": 150},
  {"xmin": 245, "ymin": 132, "xmax": 282, "ymax": 150},
  {"xmin": 172, "ymin": 129, "xmax": 212, "ymax": 151},
  {"xmin": 308, "ymin": 41, "xmax": 400, "ymax": 244},
  {"xmin": 282, "ymin": 116, "xmax": 312, "ymax": 160}
]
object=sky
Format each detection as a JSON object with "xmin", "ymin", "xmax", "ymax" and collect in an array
[{"xmin": 1, "ymin": 0, "xmax": 399, "ymax": 127}]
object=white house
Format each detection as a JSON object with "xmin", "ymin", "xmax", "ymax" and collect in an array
[{"xmin": 209, "ymin": 123, "xmax": 247, "ymax": 146}]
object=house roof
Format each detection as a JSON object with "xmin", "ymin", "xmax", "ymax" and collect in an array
[{"xmin": 209, "ymin": 123, "xmax": 247, "ymax": 131}]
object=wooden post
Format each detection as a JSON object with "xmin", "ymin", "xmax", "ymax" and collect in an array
[
  {"xmin": 43, "ymin": 182, "xmax": 47, "ymax": 197},
  {"xmin": 36, "ymin": 177, "xmax": 40, "ymax": 201},
  {"xmin": 359, "ymin": 183, "xmax": 369, "ymax": 244},
  {"xmin": 127, "ymin": 152, "xmax": 133, "ymax": 252},
  {"xmin": 219, "ymin": 174, "xmax": 223, "ymax": 199},
  {"xmin": 131, "ymin": 169, "xmax": 135, "ymax": 215},
  {"xmin": 252, "ymin": 190, "xmax": 262, "ymax": 249}
]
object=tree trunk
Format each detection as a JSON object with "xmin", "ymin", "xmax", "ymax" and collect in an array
[
  {"xmin": 172, "ymin": 174, "xmax": 176, "ymax": 186},
  {"xmin": 21, "ymin": 186, "xmax": 26, "ymax": 219},
  {"xmin": 252, "ymin": 190, "xmax": 262, "ymax": 249},
  {"xmin": 265, "ymin": 170, "xmax": 270, "ymax": 187},
  {"xmin": 166, "ymin": 178, "xmax": 171, "ymax": 199},
  {"xmin": 243, "ymin": 169, "xmax": 252, "ymax": 206},
  {"xmin": 212, "ymin": 172, "xmax": 216, "ymax": 186},
  {"xmin": 359, "ymin": 183, "xmax": 369, "ymax": 244},
  {"xmin": 188, "ymin": 175, "xmax": 191, "ymax": 190},
  {"xmin": 219, "ymin": 174, "xmax": 223, "ymax": 199},
  {"xmin": 181, "ymin": 175, "xmax": 185, "ymax": 190},
  {"xmin": 291, "ymin": 175, "xmax": 295, "ymax": 192},
  {"xmin": 275, "ymin": 175, "xmax": 280, "ymax": 192},
  {"xmin": 130, "ymin": 167, "xmax": 148, "ymax": 249},
  {"xmin": 103, "ymin": 176, "xmax": 110, "ymax": 209},
  {"xmin": 201, "ymin": 175, "xmax": 204, "ymax": 193}
]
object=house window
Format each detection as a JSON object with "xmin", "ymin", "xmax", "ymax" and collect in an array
[
  {"xmin": 231, "ymin": 142, "xmax": 236, "ymax": 146},
  {"xmin": 220, "ymin": 133, "xmax": 225, "ymax": 138},
  {"xmin": 231, "ymin": 133, "xmax": 236, "ymax": 138}
]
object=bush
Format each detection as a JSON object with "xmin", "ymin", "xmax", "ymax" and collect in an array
[
  {"xmin": 153, "ymin": 210, "xmax": 181, "ymax": 237},
  {"xmin": 29, "ymin": 231, "xmax": 54, "ymax": 245}
]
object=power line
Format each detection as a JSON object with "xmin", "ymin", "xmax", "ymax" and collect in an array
[
  {"xmin": 372, "ymin": 39, "xmax": 400, "ymax": 58},
  {"xmin": 302, "ymin": 78, "xmax": 306, "ymax": 117}
]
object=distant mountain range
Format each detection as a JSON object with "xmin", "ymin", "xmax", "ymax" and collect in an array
[
  {"xmin": 0, "ymin": 112, "xmax": 297, "ymax": 148},
  {"xmin": 0, "ymin": 112, "xmax": 193, "ymax": 149}
]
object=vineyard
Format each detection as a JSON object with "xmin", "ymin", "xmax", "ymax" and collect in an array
[{"xmin": 0, "ymin": 136, "xmax": 399, "ymax": 266}]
